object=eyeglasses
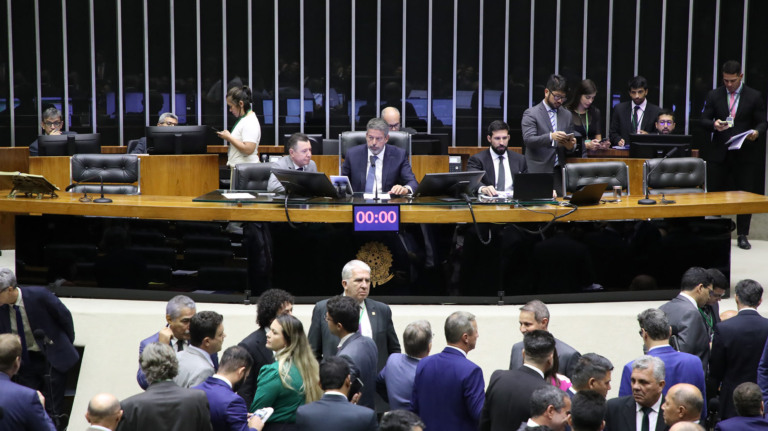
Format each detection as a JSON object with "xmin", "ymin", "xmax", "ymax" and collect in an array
[
  {"xmin": 387, "ymin": 123, "xmax": 400, "ymax": 130},
  {"xmin": 161, "ymin": 121, "xmax": 178, "ymax": 126},
  {"xmin": 657, "ymin": 120, "xmax": 674, "ymax": 126},
  {"xmin": 44, "ymin": 121, "xmax": 62, "ymax": 127},
  {"xmin": 550, "ymin": 94, "xmax": 567, "ymax": 102}
]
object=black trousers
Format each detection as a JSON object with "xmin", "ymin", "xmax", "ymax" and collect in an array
[
  {"xmin": 707, "ymin": 157, "xmax": 765, "ymax": 236},
  {"xmin": 14, "ymin": 351, "xmax": 68, "ymax": 429}
]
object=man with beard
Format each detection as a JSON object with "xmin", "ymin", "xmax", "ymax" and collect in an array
[
  {"xmin": 468, "ymin": 120, "xmax": 528, "ymax": 196},
  {"xmin": 655, "ymin": 109, "xmax": 677, "ymax": 134}
]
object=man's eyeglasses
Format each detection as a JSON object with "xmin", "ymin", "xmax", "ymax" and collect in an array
[
  {"xmin": 161, "ymin": 121, "xmax": 178, "ymax": 126},
  {"xmin": 44, "ymin": 121, "xmax": 62, "ymax": 127},
  {"xmin": 387, "ymin": 123, "xmax": 400, "ymax": 130},
  {"xmin": 657, "ymin": 120, "xmax": 674, "ymax": 126},
  {"xmin": 551, "ymin": 94, "xmax": 567, "ymax": 102}
]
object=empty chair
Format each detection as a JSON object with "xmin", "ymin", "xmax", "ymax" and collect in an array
[
  {"xmin": 643, "ymin": 157, "xmax": 706, "ymax": 195},
  {"xmin": 563, "ymin": 161, "xmax": 630, "ymax": 195},
  {"xmin": 231, "ymin": 162, "xmax": 275, "ymax": 191},
  {"xmin": 70, "ymin": 154, "xmax": 140, "ymax": 194}
]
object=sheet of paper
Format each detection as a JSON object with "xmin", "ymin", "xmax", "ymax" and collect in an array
[
  {"xmin": 221, "ymin": 192, "xmax": 256, "ymax": 199},
  {"xmin": 726, "ymin": 129, "xmax": 756, "ymax": 150}
]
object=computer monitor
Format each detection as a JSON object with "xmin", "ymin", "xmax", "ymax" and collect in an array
[
  {"xmin": 37, "ymin": 133, "xmax": 102, "ymax": 156},
  {"xmin": 629, "ymin": 134, "xmax": 692, "ymax": 158},
  {"xmin": 271, "ymin": 168, "xmax": 340, "ymax": 198},
  {"xmin": 145, "ymin": 125, "xmax": 209, "ymax": 155},
  {"xmin": 282, "ymin": 134, "xmax": 323, "ymax": 155},
  {"xmin": 414, "ymin": 171, "xmax": 485, "ymax": 198},
  {"xmin": 411, "ymin": 133, "xmax": 449, "ymax": 155}
]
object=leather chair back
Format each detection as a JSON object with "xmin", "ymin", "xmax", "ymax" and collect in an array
[
  {"xmin": 563, "ymin": 161, "xmax": 630, "ymax": 194},
  {"xmin": 644, "ymin": 157, "xmax": 706, "ymax": 195},
  {"xmin": 231, "ymin": 162, "xmax": 275, "ymax": 191},
  {"xmin": 70, "ymin": 154, "xmax": 140, "ymax": 194}
]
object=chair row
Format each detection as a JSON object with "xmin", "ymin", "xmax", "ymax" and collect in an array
[{"xmin": 563, "ymin": 158, "xmax": 706, "ymax": 196}]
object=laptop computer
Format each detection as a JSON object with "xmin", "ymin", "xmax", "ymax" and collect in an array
[
  {"xmin": 513, "ymin": 173, "xmax": 555, "ymax": 202},
  {"xmin": 566, "ymin": 182, "xmax": 610, "ymax": 206}
]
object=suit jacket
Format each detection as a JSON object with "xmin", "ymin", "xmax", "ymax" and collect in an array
[
  {"xmin": 608, "ymin": 101, "xmax": 661, "ymax": 146},
  {"xmin": 467, "ymin": 148, "xmax": 528, "ymax": 190},
  {"xmin": 0, "ymin": 286, "xmax": 79, "ymax": 373},
  {"xmin": 194, "ymin": 376, "xmax": 257, "ymax": 431},
  {"xmin": 137, "ymin": 331, "xmax": 219, "ymax": 389},
  {"xmin": 509, "ymin": 337, "xmax": 581, "ymax": 379},
  {"xmin": 117, "ymin": 380, "xmax": 213, "ymax": 431},
  {"xmin": 715, "ymin": 415, "xmax": 768, "ymax": 431},
  {"xmin": 337, "ymin": 332, "xmax": 379, "ymax": 410},
  {"xmin": 479, "ymin": 366, "xmax": 549, "ymax": 431},
  {"xmin": 0, "ymin": 373, "xmax": 56, "ymax": 431},
  {"xmin": 521, "ymin": 100, "xmax": 575, "ymax": 172},
  {"xmin": 267, "ymin": 155, "xmax": 319, "ymax": 193},
  {"xmin": 700, "ymin": 84, "xmax": 767, "ymax": 164},
  {"xmin": 411, "ymin": 347, "xmax": 485, "ymax": 431},
  {"xmin": 237, "ymin": 328, "xmax": 275, "ymax": 407},
  {"xmin": 174, "ymin": 346, "xmax": 216, "ymax": 388},
  {"xmin": 128, "ymin": 137, "xmax": 147, "ymax": 154},
  {"xmin": 308, "ymin": 297, "xmax": 400, "ymax": 372},
  {"xmin": 376, "ymin": 353, "xmax": 420, "ymax": 410},
  {"xmin": 659, "ymin": 294, "xmax": 710, "ymax": 370},
  {"xmin": 341, "ymin": 143, "xmax": 418, "ymax": 193},
  {"xmin": 296, "ymin": 393, "xmax": 377, "ymax": 431},
  {"xmin": 604, "ymin": 395, "xmax": 668, "ymax": 431},
  {"xmin": 710, "ymin": 309, "xmax": 768, "ymax": 420}
]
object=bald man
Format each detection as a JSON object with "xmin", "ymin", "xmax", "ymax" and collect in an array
[
  {"xmin": 381, "ymin": 107, "xmax": 417, "ymax": 134},
  {"xmin": 86, "ymin": 393, "xmax": 123, "ymax": 431},
  {"xmin": 662, "ymin": 383, "xmax": 703, "ymax": 427}
]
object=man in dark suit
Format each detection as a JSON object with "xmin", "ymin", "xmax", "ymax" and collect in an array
[
  {"xmin": 608, "ymin": 75, "xmax": 662, "ymax": 147},
  {"xmin": 341, "ymin": 117, "xmax": 418, "ymax": 195},
  {"xmin": 412, "ymin": 311, "xmax": 485, "ymax": 431},
  {"xmin": 710, "ymin": 279, "xmax": 768, "ymax": 420},
  {"xmin": 325, "ymin": 295, "xmax": 378, "ymax": 410},
  {"xmin": 193, "ymin": 346, "xmax": 265, "ymax": 431},
  {"xmin": 515, "ymin": 385, "xmax": 571, "ymax": 431},
  {"xmin": 468, "ymin": 120, "xmax": 527, "ymax": 197},
  {"xmin": 700, "ymin": 60, "xmax": 768, "ymax": 250},
  {"xmin": 715, "ymin": 382, "xmax": 768, "ymax": 430},
  {"xmin": 605, "ymin": 355, "xmax": 667, "ymax": 431},
  {"xmin": 85, "ymin": 393, "xmax": 123, "ymax": 431},
  {"xmin": 569, "ymin": 390, "xmax": 607, "ymax": 431},
  {"xmin": 118, "ymin": 342, "xmax": 213, "ymax": 431},
  {"xmin": 658, "ymin": 267, "xmax": 714, "ymax": 370},
  {"xmin": 509, "ymin": 300, "xmax": 581, "ymax": 378},
  {"xmin": 237, "ymin": 288, "xmax": 294, "ymax": 407},
  {"xmin": 521, "ymin": 73, "xmax": 577, "ymax": 195},
  {"xmin": 296, "ymin": 356, "xmax": 377, "ymax": 431},
  {"xmin": 661, "ymin": 383, "xmax": 703, "ymax": 427},
  {"xmin": 28, "ymin": 106, "xmax": 78, "ymax": 156},
  {"xmin": 127, "ymin": 112, "xmax": 178, "ymax": 154},
  {"xmin": 0, "ymin": 333, "xmax": 56, "ymax": 431},
  {"xmin": 702, "ymin": 268, "xmax": 727, "ymax": 335},
  {"xmin": 0, "ymin": 268, "xmax": 78, "ymax": 427},
  {"xmin": 570, "ymin": 353, "xmax": 614, "ymax": 398},
  {"xmin": 482, "ymin": 330, "xmax": 556, "ymax": 431},
  {"xmin": 267, "ymin": 133, "xmax": 319, "ymax": 193}
]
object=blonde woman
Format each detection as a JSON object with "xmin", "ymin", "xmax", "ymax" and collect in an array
[{"xmin": 250, "ymin": 314, "xmax": 321, "ymax": 430}]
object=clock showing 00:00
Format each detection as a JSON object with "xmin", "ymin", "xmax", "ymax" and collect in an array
[{"xmin": 353, "ymin": 205, "xmax": 400, "ymax": 232}]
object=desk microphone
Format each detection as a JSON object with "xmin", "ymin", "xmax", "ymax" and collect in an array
[
  {"xmin": 638, "ymin": 147, "xmax": 678, "ymax": 205},
  {"xmin": 65, "ymin": 173, "xmax": 113, "ymax": 203},
  {"xmin": 370, "ymin": 155, "xmax": 380, "ymax": 201}
]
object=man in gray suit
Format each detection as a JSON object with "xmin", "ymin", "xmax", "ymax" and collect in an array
[
  {"xmin": 296, "ymin": 356, "xmax": 378, "ymax": 431},
  {"xmin": 659, "ymin": 267, "xmax": 714, "ymax": 370},
  {"xmin": 267, "ymin": 132, "xmax": 318, "ymax": 193},
  {"xmin": 174, "ymin": 311, "xmax": 226, "ymax": 388},
  {"xmin": 85, "ymin": 393, "xmax": 123, "ymax": 431},
  {"xmin": 521, "ymin": 74, "xmax": 577, "ymax": 196}
]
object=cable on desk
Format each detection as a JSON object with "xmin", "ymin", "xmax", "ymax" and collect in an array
[
  {"xmin": 512, "ymin": 201, "xmax": 578, "ymax": 240},
  {"xmin": 283, "ymin": 194, "xmax": 299, "ymax": 229},
  {"xmin": 461, "ymin": 193, "xmax": 492, "ymax": 245}
]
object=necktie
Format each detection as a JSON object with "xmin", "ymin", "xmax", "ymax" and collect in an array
[
  {"xmin": 641, "ymin": 406, "xmax": 652, "ymax": 431},
  {"xmin": 632, "ymin": 105, "xmax": 641, "ymax": 131},
  {"xmin": 699, "ymin": 307, "xmax": 713, "ymax": 330},
  {"xmin": 365, "ymin": 155, "xmax": 378, "ymax": 193},
  {"xmin": 729, "ymin": 92, "xmax": 736, "ymax": 116},
  {"xmin": 496, "ymin": 155, "xmax": 506, "ymax": 191},
  {"xmin": 549, "ymin": 109, "xmax": 559, "ymax": 167},
  {"xmin": 13, "ymin": 305, "xmax": 30, "ymax": 363},
  {"xmin": 177, "ymin": 339, "xmax": 184, "ymax": 352},
  {"xmin": 297, "ymin": 166, "xmax": 304, "ymax": 172}
]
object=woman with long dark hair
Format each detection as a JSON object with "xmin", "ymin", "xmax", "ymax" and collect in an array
[{"xmin": 567, "ymin": 79, "xmax": 608, "ymax": 151}]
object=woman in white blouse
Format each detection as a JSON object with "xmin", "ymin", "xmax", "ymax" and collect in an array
[{"xmin": 217, "ymin": 85, "xmax": 261, "ymax": 167}]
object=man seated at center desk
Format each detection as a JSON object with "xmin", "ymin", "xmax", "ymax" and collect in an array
[{"xmin": 341, "ymin": 117, "xmax": 418, "ymax": 196}]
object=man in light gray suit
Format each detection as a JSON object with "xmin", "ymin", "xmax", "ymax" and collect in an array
[
  {"xmin": 85, "ymin": 393, "xmax": 123, "ymax": 431},
  {"xmin": 521, "ymin": 74, "xmax": 577, "ymax": 196},
  {"xmin": 267, "ymin": 132, "xmax": 318, "ymax": 193},
  {"xmin": 174, "ymin": 311, "xmax": 226, "ymax": 388}
]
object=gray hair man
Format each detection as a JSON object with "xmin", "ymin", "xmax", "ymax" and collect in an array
[
  {"xmin": 267, "ymin": 132, "xmax": 319, "ymax": 193},
  {"xmin": 377, "ymin": 320, "xmax": 432, "ymax": 409},
  {"xmin": 606, "ymin": 355, "xmax": 666, "ymax": 431},
  {"xmin": 128, "ymin": 112, "xmax": 179, "ymax": 154}
]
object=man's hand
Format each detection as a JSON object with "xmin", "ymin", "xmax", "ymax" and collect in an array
[
  {"xmin": 158, "ymin": 327, "xmax": 173, "ymax": 345},
  {"xmin": 636, "ymin": 130, "xmax": 649, "ymax": 135},
  {"xmin": 617, "ymin": 139, "xmax": 625, "ymax": 147},
  {"xmin": 37, "ymin": 390, "xmax": 46, "ymax": 407},
  {"xmin": 349, "ymin": 392, "xmax": 362, "ymax": 405},
  {"xmin": 714, "ymin": 119, "xmax": 730, "ymax": 132},
  {"xmin": 562, "ymin": 135, "xmax": 576, "ymax": 150},
  {"xmin": 480, "ymin": 185, "xmax": 498, "ymax": 196},
  {"xmin": 747, "ymin": 130, "xmax": 759, "ymax": 141},
  {"xmin": 49, "ymin": 130, "xmax": 62, "ymax": 136},
  {"xmin": 247, "ymin": 415, "xmax": 265, "ymax": 431},
  {"xmin": 551, "ymin": 131, "xmax": 569, "ymax": 143},
  {"xmin": 388, "ymin": 185, "xmax": 409, "ymax": 196}
]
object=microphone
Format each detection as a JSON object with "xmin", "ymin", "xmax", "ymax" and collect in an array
[
  {"xmin": 65, "ymin": 173, "xmax": 112, "ymax": 203},
  {"xmin": 370, "ymin": 155, "xmax": 380, "ymax": 201},
  {"xmin": 33, "ymin": 329, "xmax": 54, "ymax": 346},
  {"xmin": 638, "ymin": 147, "xmax": 678, "ymax": 205}
]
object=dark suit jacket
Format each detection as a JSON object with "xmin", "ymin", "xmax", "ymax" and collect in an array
[
  {"xmin": 521, "ymin": 101, "xmax": 575, "ymax": 172},
  {"xmin": 194, "ymin": 376, "xmax": 258, "ymax": 431},
  {"xmin": 137, "ymin": 331, "xmax": 219, "ymax": 389},
  {"xmin": 700, "ymin": 84, "xmax": 768, "ymax": 164},
  {"xmin": 0, "ymin": 373, "xmax": 56, "ymax": 431},
  {"xmin": 710, "ymin": 309, "xmax": 768, "ymax": 419},
  {"xmin": 715, "ymin": 415, "xmax": 768, "ymax": 431},
  {"xmin": 659, "ymin": 294, "xmax": 710, "ymax": 370},
  {"xmin": 605, "ymin": 395, "xmax": 667, "ymax": 431},
  {"xmin": 479, "ymin": 366, "xmax": 549, "ymax": 431},
  {"xmin": 467, "ymin": 148, "xmax": 528, "ymax": 189},
  {"xmin": 308, "ymin": 297, "xmax": 400, "ymax": 372},
  {"xmin": 117, "ymin": 381, "xmax": 213, "ymax": 431},
  {"xmin": 341, "ymin": 143, "xmax": 418, "ymax": 193},
  {"xmin": 237, "ymin": 328, "xmax": 275, "ymax": 407},
  {"xmin": 412, "ymin": 347, "xmax": 485, "ymax": 431},
  {"xmin": 337, "ymin": 332, "xmax": 379, "ymax": 410},
  {"xmin": 509, "ymin": 338, "xmax": 581, "ymax": 379},
  {"xmin": 608, "ymin": 101, "xmax": 661, "ymax": 146},
  {"xmin": 295, "ymin": 393, "xmax": 377, "ymax": 431},
  {"xmin": 0, "ymin": 286, "xmax": 79, "ymax": 373}
]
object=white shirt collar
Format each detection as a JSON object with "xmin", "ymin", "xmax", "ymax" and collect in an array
[
  {"xmin": 446, "ymin": 345, "xmax": 467, "ymax": 357},
  {"xmin": 337, "ymin": 333, "xmax": 354, "ymax": 349},
  {"xmin": 367, "ymin": 145, "xmax": 386, "ymax": 161},
  {"xmin": 679, "ymin": 292, "xmax": 699, "ymax": 308},
  {"xmin": 14, "ymin": 288, "xmax": 23, "ymax": 306},
  {"xmin": 633, "ymin": 98, "xmax": 648, "ymax": 111},
  {"xmin": 324, "ymin": 391, "xmax": 348, "ymax": 398},
  {"xmin": 636, "ymin": 394, "xmax": 663, "ymax": 413},
  {"xmin": 213, "ymin": 374, "xmax": 233, "ymax": 389},
  {"xmin": 523, "ymin": 363, "xmax": 545, "ymax": 378},
  {"xmin": 739, "ymin": 307, "xmax": 758, "ymax": 313}
]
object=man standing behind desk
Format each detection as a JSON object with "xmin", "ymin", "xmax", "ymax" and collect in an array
[
  {"xmin": 521, "ymin": 74, "xmax": 577, "ymax": 196},
  {"xmin": 267, "ymin": 132, "xmax": 318, "ymax": 193},
  {"xmin": 700, "ymin": 60, "xmax": 767, "ymax": 250},
  {"xmin": 468, "ymin": 120, "xmax": 527, "ymax": 196},
  {"xmin": 609, "ymin": 75, "xmax": 662, "ymax": 147},
  {"xmin": 127, "ymin": 112, "xmax": 178, "ymax": 154},
  {"xmin": 28, "ymin": 107, "xmax": 77, "ymax": 156},
  {"xmin": 341, "ymin": 117, "xmax": 418, "ymax": 196}
]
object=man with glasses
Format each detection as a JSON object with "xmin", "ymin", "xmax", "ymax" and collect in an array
[
  {"xmin": 609, "ymin": 75, "xmax": 662, "ymax": 147},
  {"xmin": 28, "ymin": 107, "xmax": 77, "ymax": 156},
  {"xmin": 128, "ymin": 112, "xmax": 178, "ymax": 154},
  {"xmin": 381, "ymin": 107, "xmax": 417, "ymax": 134},
  {"xmin": 655, "ymin": 109, "xmax": 676, "ymax": 134},
  {"xmin": 521, "ymin": 74, "xmax": 577, "ymax": 196}
]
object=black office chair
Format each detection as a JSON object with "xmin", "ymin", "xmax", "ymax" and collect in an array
[
  {"xmin": 338, "ymin": 131, "xmax": 412, "ymax": 172},
  {"xmin": 231, "ymin": 162, "xmax": 275, "ymax": 191},
  {"xmin": 643, "ymin": 157, "xmax": 706, "ymax": 195},
  {"xmin": 563, "ymin": 161, "xmax": 630, "ymax": 195},
  {"xmin": 69, "ymin": 154, "xmax": 140, "ymax": 194}
]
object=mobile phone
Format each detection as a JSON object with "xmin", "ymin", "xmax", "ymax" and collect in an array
[
  {"xmin": 347, "ymin": 378, "xmax": 364, "ymax": 402},
  {"xmin": 251, "ymin": 407, "xmax": 273, "ymax": 422},
  {"xmin": 210, "ymin": 126, "xmax": 221, "ymax": 132}
]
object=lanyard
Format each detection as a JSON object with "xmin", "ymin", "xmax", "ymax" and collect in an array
[
  {"xmin": 230, "ymin": 110, "xmax": 252, "ymax": 133},
  {"xmin": 584, "ymin": 111, "xmax": 589, "ymax": 138}
]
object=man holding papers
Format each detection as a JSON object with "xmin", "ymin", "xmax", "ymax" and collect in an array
[{"xmin": 701, "ymin": 60, "xmax": 767, "ymax": 250}]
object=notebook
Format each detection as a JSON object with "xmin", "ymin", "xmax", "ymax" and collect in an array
[
  {"xmin": 513, "ymin": 173, "xmax": 555, "ymax": 202},
  {"xmin": 566, "ymin": 182, "xmax": 610, "ymax": 206}
]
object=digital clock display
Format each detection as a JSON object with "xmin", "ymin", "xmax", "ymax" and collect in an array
[{"xmin": 353, "ymin": 205, "xmax": 400, "ymax": 232}]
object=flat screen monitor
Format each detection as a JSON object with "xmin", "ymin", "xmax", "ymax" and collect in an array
[
  {"xmin": 37, "ymin": 133, "xmax": 101, "ymax": 156},
  {"xmin": 414, "ymin": 171, "xmax": 485, "ymax": 198},
  {"xmin": 411, "ymin": 133, "xmax": 449, "ymax": 155},
  {"xmin": 145, "ymin": 125, "xmax": 209, "ymax": 155},
  {"xmin": 629, "ymin": 134, "xmax": 692, "ymax": 158},
  {"xmin": 271, "ymin": 168, "xmax": 339, "ymax": 198},
  {"xmin": 282, "ymin": 134, "xmax": 323, "ymax": 155}
]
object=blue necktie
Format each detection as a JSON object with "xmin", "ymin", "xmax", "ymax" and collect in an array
[
  {"xmin": 365, "ymin": 155, "xmax": 378, "ymax": 193},
  {"xmin": 549, "ymin": 109, "xmax": 559, "ymax": 166}
]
